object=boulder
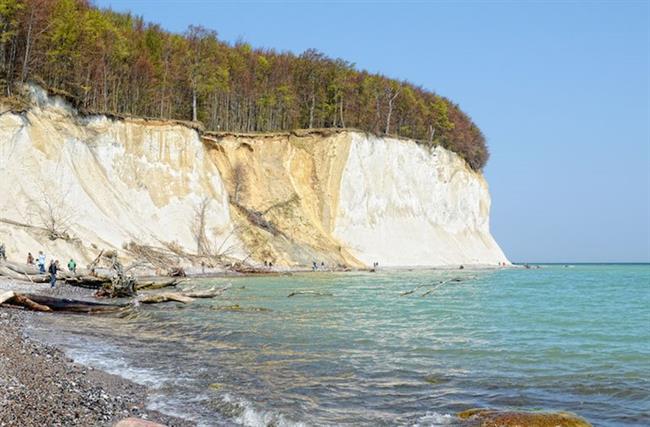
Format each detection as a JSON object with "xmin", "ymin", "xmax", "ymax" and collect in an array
[{"xmin": 457, "ymin": 408, "xmax": 592, "ymax": 427}]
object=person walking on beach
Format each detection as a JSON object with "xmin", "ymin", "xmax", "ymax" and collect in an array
[
  {"xmin": 27, "ymin": 252, "xmax": 34, "ymax": 265},
  {"xmin": 37, "ymin": 251, "xmax": 46, "ymax": 273},
  {"xmin": 48, "ymin": 260, "xmax": 59, "ymax": 288},
  {"xmin": 0, "ymin": 243, "xmax": 6, "ymax": 261},
  {"xmin": 67, "ymin": 258, "xmax": 77, "ymax": 274}
]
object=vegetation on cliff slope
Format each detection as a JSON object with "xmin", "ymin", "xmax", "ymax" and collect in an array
[{"xmin": 0, "ymin": 0, "xmax": 488, "ymax": 169}]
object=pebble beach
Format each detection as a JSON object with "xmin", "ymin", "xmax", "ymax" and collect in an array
[{"xmin": 0, "ymin": 279, "xmax": 193, "ymax": 427}]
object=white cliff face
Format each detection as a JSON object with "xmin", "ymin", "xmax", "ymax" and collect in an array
[
  {"xmin": 0, "ymin": 87, "xmax": 240, "ymax": 264},
  {"xmin": 333, "ymin": 133, "xmax": 509, "ymax": 266},
  {"xmin": 0, "ymin": 86, "xmax": 508, "ymax": 268}
]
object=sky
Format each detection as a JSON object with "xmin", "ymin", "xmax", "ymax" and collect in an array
[{"xmin": 94, "ymin": 0, "xmax": 650, "ymax": 263}]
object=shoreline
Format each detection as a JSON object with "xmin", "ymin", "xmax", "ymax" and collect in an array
[
  {"xmin": 0, "ymin": 300, "xmax": 195, "ymax": 426},
  {"xmin": 0, "ymin": 265, "xmax": 515, "ymax": 427}
]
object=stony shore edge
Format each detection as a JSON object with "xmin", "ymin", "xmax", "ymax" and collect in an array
[{"xmin": 0, "ymin": 307, "xmax": 194, "ymax": 426}]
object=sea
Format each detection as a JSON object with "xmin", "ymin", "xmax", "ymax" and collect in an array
[{"xmin": 25, "ymin": 264, "xmax": 650, "ymax": 426}]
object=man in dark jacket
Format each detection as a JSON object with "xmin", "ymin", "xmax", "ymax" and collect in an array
[{"xmin": 48, "ymin": 260, "xmax": 59, "ymax": 288}]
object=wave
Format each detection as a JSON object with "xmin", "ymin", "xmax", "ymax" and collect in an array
[
  {"xmin": 215, "ymin": 393, "xmax": 307, "ymax": 427},
  {"xmin": 412, "ymin": 412, "xmax": 458, "ymax": 427}
]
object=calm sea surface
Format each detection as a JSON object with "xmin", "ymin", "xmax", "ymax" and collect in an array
[{"xmin": 27, "ymin": 264, "xmax": 650, "ymax": 426}]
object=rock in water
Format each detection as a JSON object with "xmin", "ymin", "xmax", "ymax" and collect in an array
[{"xmin": 457, "ymin": 408, "xmax": 592, "ymax": 427}]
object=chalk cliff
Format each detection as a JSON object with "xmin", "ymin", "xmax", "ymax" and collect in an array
[{"xmin": 0, "ymin": 87, "xmax": 508, "ymax": 268}]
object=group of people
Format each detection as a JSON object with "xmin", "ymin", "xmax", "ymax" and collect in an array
[
  {"xmin": 312, "ymin": 261, "xmax": 327, "ymax": 271},
  {"xmin": 26, "ymin": 251, "xmax": 77, "ymax": 288}
]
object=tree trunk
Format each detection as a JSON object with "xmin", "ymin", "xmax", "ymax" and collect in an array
[
  {"xmin": 429, "ymin": 125, "xmax": 435, "ymax": 144},
  {"xmin": 20, "ymin": 9, "xmax": 35, "ymax": 84},
  {"xmin": 192, "ymin": 88, "xmax": 197, "ymax": 122},
  {"xmin": 308, "ymin": 88, "xmax": 315, "ymax": 128},
  {"xmin": 385, "ymin": 88, "xmax": 400, "ymax": 135}
]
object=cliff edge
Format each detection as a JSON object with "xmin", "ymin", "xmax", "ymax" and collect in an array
[{"xmin": 0, "ymin": 87, "xmax": 508, "ymax": 268}]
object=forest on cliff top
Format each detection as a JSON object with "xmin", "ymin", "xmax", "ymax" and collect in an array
[{"xmin": 0, "ymin": 0, "xmax": 489, "ymax": 169}]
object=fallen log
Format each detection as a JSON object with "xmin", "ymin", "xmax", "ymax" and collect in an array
[
  {"xmin": 64, "ymin": 275, "xmax": 111, "ymax": 289},
  {"xmin": 135, "ymin": 278, "xmax": 180, "ymax": 290},
  {"xmin": 2, "ymin": 261, "xmax": 78, "ymax": 280},
  {"xmin": 287, "ymin": 290, "xmax": 333, "ymax": 298},
  {"xmin": 3, "ymin": 261, "xmax": 40, "ymax": 275},
  {"xmin": 21, "ymin": 293, "xmax": 127, "ymax": 313},
  {"xmin": 0, "ymin": 291, "xmax": 15, "ymax": 305},
  {"xmin": 138, "ymin": 292, "xmax": 194, "ymax": 304},
  {"xmin": 10, "ymin": 293, "xmax": 52, "ymax": 312},
  {"xmin": 0, "ymin": 266, "xmax": 49, "ymax": 283},
  {"xmin": 181, "ymin": 284, "xmax": 230, "ymax": 298}
]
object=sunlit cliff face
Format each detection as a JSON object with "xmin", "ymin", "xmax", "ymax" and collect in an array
[{"xmin": 0, "ymin": 87, "xmax": 508, "ymax": 268}]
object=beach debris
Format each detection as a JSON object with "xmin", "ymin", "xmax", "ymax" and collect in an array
[
  {"xmin": 138, "ymin": 292, "xmax": 194, "ymax": 304},
  {"xmin": 457, "ymin": 408, "xmax": 591, "ymax": 426},
  {"xmin": 64, "ymin": 275, "xmax": 112, "ymax": 289},
  {"xmin": 0, "ymin": 291, "xmax": 52, "ymax": 312},
  {"xmin": 135, "ymin": 278, "xmax": 182, "ymax": 290},
  {"xmin": 400, "ymin": 278, "xmax": 459, "ymax": 297},
  {"xmin": 212, "ymin": 304, "xmax": 271, "ymax": 312},
  {"xmin": 399, "ymin": 276, "xmax": 480, "ymax": 297},
  {"xmin": 287, "ymin": 290, "xmax": 334, "ymax": 298},
  {"xmin": 421, "ymin": 280, "xmax": 453, "ymax": 297},
  {"xmin": 181, "ymin": 283, "xmax": 231, "ymax": 298},
  {"xmin": 0, "ymin": 292, "xmax": 126, "ymax": 313},
  {"xmin": 0, "ymin": 291, "xmax": 16, "ymax": 305},
  {"xmin": 400, "ymin": 282, "xmax": 443, "ymax": 297},
  {"xmin": 0, "ymin": 260, "xmax": 113, "ymax": 288},
  {"xmin": 95, "ymin": 253, "xmax": 137, "ymax": 298},
  {"xmin": 8, "ymin": 293, "xmax": 52, "ymax": 312},
  {"xmin": 0, "ymin": 263, "xmax": 49, "ymax": 283}
]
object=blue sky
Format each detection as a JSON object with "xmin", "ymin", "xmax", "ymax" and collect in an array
[{"xmin": 95, "ymin": 0, "xmax": 649, "ymax": 263}]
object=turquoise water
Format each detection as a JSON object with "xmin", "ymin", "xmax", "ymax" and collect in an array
[{"xmin": 28, "ymin": 265, "xmax": 650, "ymax": 426}]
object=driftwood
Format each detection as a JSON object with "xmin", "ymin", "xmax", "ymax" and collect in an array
[
  {"xmin": 0, "ymin": 291, "xmax": 126, "ymax": 313},
  {"xmin": 400, "ymin": 279, "xmax": 453, "ymax": 297},
  {"xmin": 400, "ymin": 277, "xmax": 474, "ymax": 297},
  {"xmin": 3, "ymin": 292, "xmax": 52, "ymax": 312},
  {"xmin": 212, "ymin": 304, "xmax": 272, "ymax": 312},
  {"xmin": 95, "ymin": 255, "xmax": 136, "ymax": 298},
  {"xmin": 23, "ymin": 294, "xmax": 126, "ymax": 313},
  {"xmin": 0, "ymin": 260, "xmax": 188, "ymax": 295},
  {"xmin": 87, "ymin": 249, "xmax": 105, "ymax": 271},
  {"xmin": 0, "ymin": 291, "xmax": 16, "ymax": 305},
  {"xmin": 11, "ymin": 294, "xmax": 53, "ymax": 312},
  {"xmin": 64, "ymin": 275, "xmax": 111, "ymax": 289},
  {"xmin": 138, "ymin": 292, "xmax": 194, "ymax": 304},
  {"xmin": 0, "ymin": 261, "xmax": 98, "ymax": 285},
  {"xmin": 3, "ymin": 261, "xmax": 40, "ymax": 275},
  {"xmin": 181, "ymin": 284, "xmax": 229, "ymax": 298},
  {"xmin": 135, "ymin": 278, "xmax": 180, "ymax": 290},
  {"xmin": 0, "ymin": 265, "xmax": 49, "ymax": 283},
  {"xmin": 287, "ymin": 290, "xmax": 334, "ymax": 298}
]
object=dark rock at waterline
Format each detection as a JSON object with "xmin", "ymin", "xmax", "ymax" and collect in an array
[{"xmin": 457, "ymin": 408, "xmax": 592, "ymax": 426}]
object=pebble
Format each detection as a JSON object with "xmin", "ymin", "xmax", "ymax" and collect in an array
[{"xmin": 0, "ymin": 307, "xmax": 194, "ymax": 426}]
